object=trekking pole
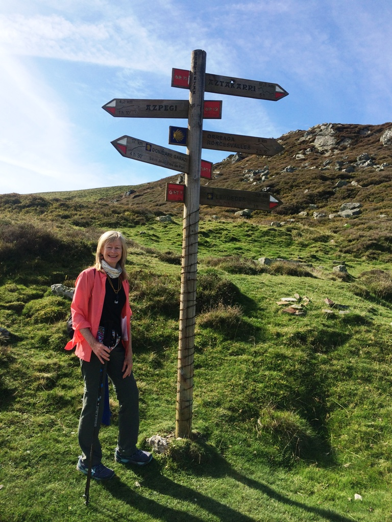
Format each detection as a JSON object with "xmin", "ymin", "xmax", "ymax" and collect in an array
[{"xmin": 84, "ymin": 361, "xmax": 108, "ymax": 506}]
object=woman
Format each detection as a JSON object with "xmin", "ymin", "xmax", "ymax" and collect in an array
[{"xmin": 65, "ymin": 230, "xmax": 152, "ymax": 480}]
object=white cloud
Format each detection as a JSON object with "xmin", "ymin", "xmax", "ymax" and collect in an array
[{"xmin": 0, "ymin": 55, "xmax": 100, "ymax": 193}]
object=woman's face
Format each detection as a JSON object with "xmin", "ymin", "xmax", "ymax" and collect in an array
[{"xmin": 101, "ymin": 238, "xmax": 122, "ymax": 268}]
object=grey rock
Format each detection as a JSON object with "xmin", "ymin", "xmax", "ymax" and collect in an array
[
  {"xmin": 0, "ymin": 327, "xmax": 11, "ymax": 344},
  {"xmin": 270, "ymin": 222, "xmax": 282, "ymax": 227},
  {"xmin": 340, "ymin": 202, "xmax": 361, "ymax": 211},
  {"xmin": 335, "ymin": 180, "xmax": 348, "ymax": 188},
  {"xmin": 380, "ymin": 128, "xmax": 392, "ymax": 146},
  {"xmin": 359, "ymin": 159, "xmax": 375, "ymax": 168},
  {"xmin": 338, "ymin": 138, "xmax": 353, "ymax": 147},
  {"xmin": 313, "ymin": 212, "xmax": 327, "ymax": 219},
  {"xmin": 357, "ymin": 152, "xmax": 371, "ymax": 162},
  {"xmin": 51, "ymin": 284, "xmax": 74, "ymax": 300},
  {"xmin": 339, "ymin": 208, "xmax": 361, "ymax": 218},
  {"xmin": 231, "ymin": 153, "xmax": 245, "ymax": 163},
  {"xmin": 156, "ymin": 215, "xmax": 173, "ymax": 223},
  {"xmin": 235, "ymin": 209, "xmax": 252, "ymax": 218},
  {"xmin": 146, "ymin": 435, "xmax": 169, "ymax": 454},
  {"xmin": 258, "ymin": 257, "xmax": 273, "ymax": 265},
  {"xmin": 333, "ymin": 265, "xmax": 348, "ymax": 273}
]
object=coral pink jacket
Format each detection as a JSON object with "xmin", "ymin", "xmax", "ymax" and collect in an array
[{"xmin": 64, "ymin": 267, "xmax": 132, "ymax": 362}]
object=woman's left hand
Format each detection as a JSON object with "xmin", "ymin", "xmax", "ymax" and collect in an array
[{"xmin": 122, "ymin": 350, "xmax": 133, "ymax": 378}]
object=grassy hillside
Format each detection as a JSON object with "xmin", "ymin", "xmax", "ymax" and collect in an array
[{"xmin": 1, "ymin": 123, "xmax": 392, "ymax": 521}]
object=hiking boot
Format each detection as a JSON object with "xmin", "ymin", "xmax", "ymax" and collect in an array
[
  {"xmin": 114, "ymin": 448, "xmax": 153, "ymax": 466},
  {"xmin": 77, "ymin": 457, "xmax": 115, "ymax": 480}
]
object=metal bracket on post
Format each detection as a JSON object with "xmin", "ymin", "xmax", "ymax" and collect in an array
[{"xmin": 175, "ymin": 50, "xmax": 206, "ymax": 439}]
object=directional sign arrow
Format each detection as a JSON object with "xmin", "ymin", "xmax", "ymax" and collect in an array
[
  {"xmin": 112, "ymin": 136, "xmax": 189, "ymax": 173},
  {"xmin": 172, "ymin": 68, "xmax": 288, "ymax": 101},
  {"xmin": 200, "ymin": 186, "xmax": 282, "ymax": 211},
  {"xmin": 169, "ymin": 126, "xmax": 283, "ymax": 156},
  {"xmin": 166, "ymin": 183, "xmax": 282, "ymax": 210},
  {"xmin": 205, "ymin": 74, "xmax": 288, "ymax": 101},
  {"xmin": 103, "ymin": 99, "xmax": 222, "ymax": 119},
  {"xmin": 112, "ymin": 136, "xmax": 213, "ymax": 178}
]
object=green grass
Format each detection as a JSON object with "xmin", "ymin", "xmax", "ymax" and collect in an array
[{"xmin": 2, "ymin": 194, "xmax": 392, "ymax": 521}]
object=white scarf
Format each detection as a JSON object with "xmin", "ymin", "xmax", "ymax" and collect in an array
[{"xmin": 101, "ymin": 260, "xmax": 123, "ymax": 279}]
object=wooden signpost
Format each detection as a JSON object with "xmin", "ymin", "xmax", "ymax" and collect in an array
[{"xmin": 104, "ymin": 50, "xmax": 288, "ymax": 439}]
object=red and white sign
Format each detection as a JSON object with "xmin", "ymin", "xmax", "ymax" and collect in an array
[
  {"xmin": 171, "ymin": 69, "xmax": 191, "ymax": 89},
  {"xmin": 203, "ymin": 100, "xmax": 222, "ymax": 119},
  {"xmin": 200, "ymin": 160, "xmax": 212, "ymax": 179},
  {"xmin": 166, "ymin": 183, "xmax": 185, "ymax": 202}
]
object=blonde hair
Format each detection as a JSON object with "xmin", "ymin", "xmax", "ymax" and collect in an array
[{"xmin": 95, "ymin": 230, "xmax": 129, "ymax": 280}]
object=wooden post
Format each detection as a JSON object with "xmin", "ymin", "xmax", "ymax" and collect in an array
[{"xmin": 175, "ymin": 50, "xmax": 206, "ymax": 438}]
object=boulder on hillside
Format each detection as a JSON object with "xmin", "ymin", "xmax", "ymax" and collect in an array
[
  {"xmin": 51, "ymin": 284, "xmax": 74, "ymax": 300},
  {"xmin": 340, "ymin": 202, "xmax": 361, "ymax": 211},
  {"xmin": 156, "ymin": 215, "xmax": 173, "ymax": 223},
  {"xmin": 339, "ymin": 208, "xmax": 361, "ymax": 218},
  {"xmin": 0, "ymin": 327, "xmax": 11, "ymax": 344},
  {"xmin": 380, "ymin": 129, "xmax": 392, "ymax": 146},
  {"xmin": 235, "ymin": 209, "xmax": 252, "ymax": 218},
  {"xmin": 313, "ymin": 124, "xmax": 337, "ymax": 151}
]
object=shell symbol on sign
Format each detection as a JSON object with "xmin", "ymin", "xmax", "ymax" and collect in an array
[{"xmin": 173, "ymin": 129, "xmax": 185, "ymax": 143}]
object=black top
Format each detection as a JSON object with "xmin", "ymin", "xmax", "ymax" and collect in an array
[{"xmin": 99, "ymin": 277, "xmax": 126, "ymax": 344}]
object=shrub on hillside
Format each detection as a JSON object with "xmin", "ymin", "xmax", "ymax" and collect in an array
[
  {"xmin": 257, "ymin": 407, "xmax": 318, "ymax": 465},
  {"xmin": 0, "ymin": 221, "xmax": 95, "ymax": 282},
  {"xmin": 197, "ymin": 304, "xmax": 244, "ymax": 337},
  {"xmin": 22, "ymin": 296, "xmax": 68, "ymax": 324},
  {"xmin": 157, "ymin": 251, "xmax": 181, "ymax": 265},
  {"xmin": 352, "ymin": 270, "xmax": 392, "ymax": 302},
  {"xmin": 268, "ymin": 261, "xmax": 314, "ymax": 277},
  {"xmin": 204, "ymin": 256, "xmax": 267, "ymax": 275},
  {"xmin": 128, "ymin": 270, "xmax": 179, "ymax": 317},
  {"xmin": 196, "ymin": 271, "xmax": 243, "ymax": 313}
]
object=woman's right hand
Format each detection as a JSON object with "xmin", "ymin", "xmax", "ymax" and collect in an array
[
  {"xmin": 80, "ymin": 328, "xmax": 111, "ymax": 364},
  {"xmin": 91, "ymin": 340, "xmax": 111, "ymax": 364}
]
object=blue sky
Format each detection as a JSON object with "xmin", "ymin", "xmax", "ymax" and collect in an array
[{"xmin": 0, "ymin": 0, "xmax": 391, "ymax": 194}]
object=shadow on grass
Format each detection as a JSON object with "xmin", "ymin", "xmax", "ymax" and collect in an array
[
  {"xmin": 99, "ymin": 456, "xmax": 354, "ymax": 522},
  {"xmin": 101, "ymin": 460, "xmax": 254, "ymax": 522}
]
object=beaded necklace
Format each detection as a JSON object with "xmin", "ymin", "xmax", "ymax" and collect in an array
[{"xmin": 107, "ymin": 277, "xmax": 121, "ymax": 304}]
